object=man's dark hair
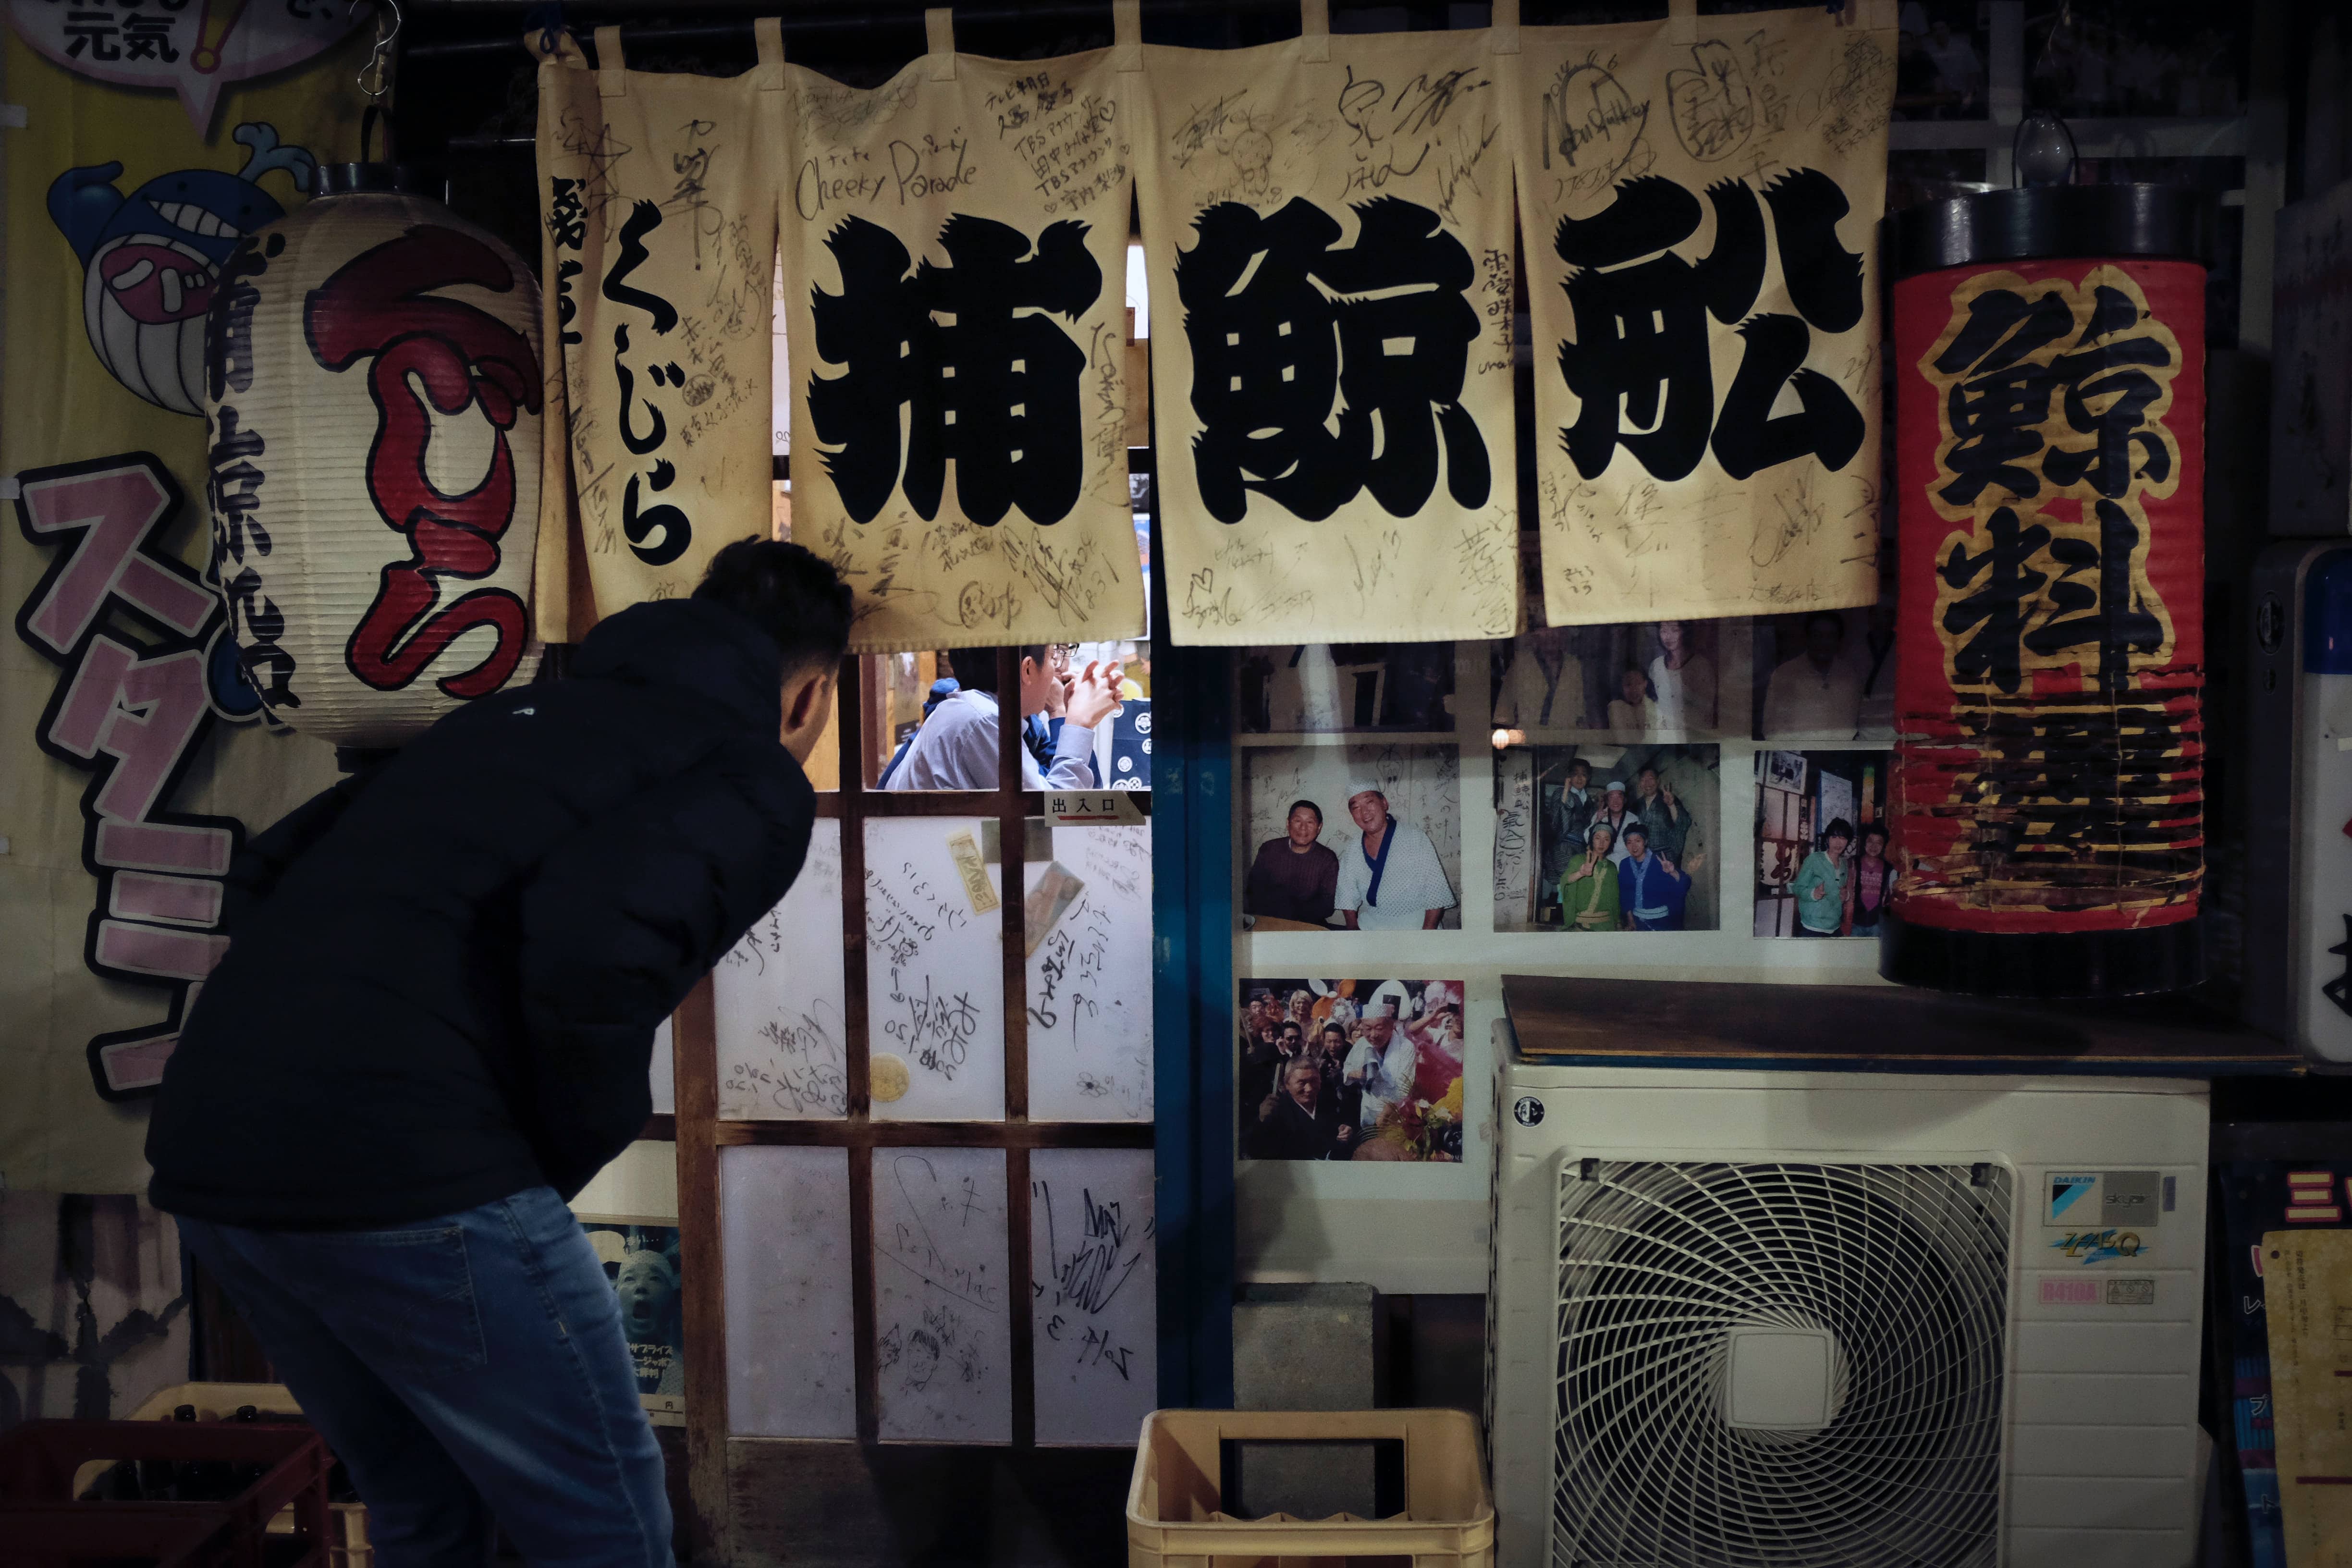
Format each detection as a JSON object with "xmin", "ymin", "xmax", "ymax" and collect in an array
[
  {"xmin": 1622, "ymin": 822, "xmax": 1648, "ymax": 841},
  {"xmin": 943, "ymin": 644, "xmax": 1051, "ymax": 691},
  {"xmin": 1803, "ymin": 610, "xmax": 1846, "ymax": 637},
  {"xmin": 1288, "ymin": 799, "xmax": 1323, "ymax": 823},
  {"xmin": 693, "ymin": 540, "xmax": 852, "ymax": 672},
  {"xmin": 1824, "ymin": 817, "xmax": 1855, "ymax": 842}
]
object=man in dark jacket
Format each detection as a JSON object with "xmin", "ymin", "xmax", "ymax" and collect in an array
[{"xmin": 147, "ymin": 539, "xmax": 850, "ymax": 1568}]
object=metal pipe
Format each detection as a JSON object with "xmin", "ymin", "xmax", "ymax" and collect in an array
[{"xmin": 400, "ymin": 0, "xmax": 1297, "ymax": 61}]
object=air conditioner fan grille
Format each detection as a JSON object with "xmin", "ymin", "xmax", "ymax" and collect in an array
[{"xmin": 1552, "ymin": 1160, "xmax": 2010, "ymax": 1568}]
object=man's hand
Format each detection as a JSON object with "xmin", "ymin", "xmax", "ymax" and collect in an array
[
  {"xmin": 1042, "ymin": 668, "xmax": 1070, "ymax": 720},
  {"xmin": 1065, "ymin": 661, "xmax": 1123, "ymax": 728},
  {"xmin": 1335, "ymin": 1124, "xmax": 1353, "ymax": 1144}
]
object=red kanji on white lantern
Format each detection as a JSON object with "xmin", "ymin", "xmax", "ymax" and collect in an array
[{"xmin": 203, "ymin": 167, "xmax": 542, "ymax": 747}]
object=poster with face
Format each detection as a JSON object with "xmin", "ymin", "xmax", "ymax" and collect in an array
[
  {"xmin": 1133, "ymin": 10, "xmax": 1520, "ymax": 645},
  {"xmin": 580, "ymin": 1217, "xmax": 686, "ymax": 1424},
  {"xmin": 1512, "ymin": 5, "xmax": 1897, "ymax": 628}
]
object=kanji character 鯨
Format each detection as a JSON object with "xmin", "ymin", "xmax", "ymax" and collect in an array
[{"xmin": 1177, "ymin": 196, "xmax": 1488, "ymax": 521}]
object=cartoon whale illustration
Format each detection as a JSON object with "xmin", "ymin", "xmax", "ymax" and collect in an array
[{"xmin": 46, "ymin": 122, "xmax": 316, "ymax": 416}]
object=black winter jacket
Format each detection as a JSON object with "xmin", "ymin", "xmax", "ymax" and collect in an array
[{"xmin": 146, "ymin": 598, "xmax": 815, "ymax": 1227}]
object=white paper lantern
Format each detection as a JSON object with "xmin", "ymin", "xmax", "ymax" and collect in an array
[{"xmin": 203, "ymin": 164, "xmax": 542, "ymax": 748}]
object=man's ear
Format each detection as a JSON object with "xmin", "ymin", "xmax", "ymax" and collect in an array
[{"xmin": 785, "ymin": 670, "xmax": 827, "ymax": 731}]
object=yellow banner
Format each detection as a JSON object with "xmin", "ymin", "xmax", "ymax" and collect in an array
[
  {"xmin": 1, "ymin": 31, "xmax": 365, "ymax": 1191},
  {"xmin": 532, "ymin": 24, "xmax": 783, "ymax": 638},
  {"xmin": 1135, "ymin": 10, "xmax": 1521, "ymax": 645},
  {"xmin": 1512, "ymin": 4, "xmax": 1894, "ymax": 625},
  {"xmin": 780, "ymin": 11, "xmax": 1147, "ymax": 653}
]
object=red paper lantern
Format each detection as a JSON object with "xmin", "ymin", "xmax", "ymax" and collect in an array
[
  {"xmin": 1882, "ymin": 187, "xmax": 2213, "ymax": 996},
  {"xmin": 203, "ymin": 164, "xmax": 542, "ymax": 749}
]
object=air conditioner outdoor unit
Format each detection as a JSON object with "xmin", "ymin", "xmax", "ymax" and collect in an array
[{"xmin": 1488, "ymin": 1045, "xmax": 2209, "ymax": 1568}]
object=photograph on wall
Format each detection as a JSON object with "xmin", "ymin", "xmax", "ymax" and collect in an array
[
  {"xmin": 1237, "ymin": 980, "xmax": 1465, "ymax": 1164},
  {"xmin": 1752, "ymin": 560, "xmax": 1898, "ymax": 740},
  {"xmin": 1491, "ymin": 614, "xmax": 1748, "ymax": 739},
  {"xmin": 1754, "ymin": 750, "xmax": 1893, "ymax": 939},
  {"xmin": 1241, "ymin": 747, "xmax": 1459, "ymax": 931},
  {"xmin": 1492, "ymin": 745, "xmax": 1720, "ymax": 932},
  {"xmin": 1237, "ymin": 646, "xmax": 1457, "ymax": 734},
  {"xmin": 578, "ymin": 1218, "xmax": 685, "ymax": 1425}
]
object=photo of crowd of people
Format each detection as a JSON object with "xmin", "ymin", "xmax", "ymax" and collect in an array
[
  {"xmin": 1237, "ymin": 645, "xmax": 1455, "ymax": 733},
  {"xmin": 1755, "ymin": 751, "xmax": 1895, "ymax": 940},
  {"xmin": 1495, "ymin": 745, "xmax": 1720, "ymax": 932},
  {"xmin": 1236, "ymin": 980, "xmax": 1465, "ymax": 1163},
  {"xmin": 2023, "ymin": 2, "xmax": 2243, "ymax": 118},
  {"xmin": 1243, "ymin": 749, "xmax": 1461, "ymax": 931}
]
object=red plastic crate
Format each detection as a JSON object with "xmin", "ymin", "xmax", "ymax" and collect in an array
[{"xmin": 0, "ymin": 1418, "xmax": 332, "ymax": 1568}]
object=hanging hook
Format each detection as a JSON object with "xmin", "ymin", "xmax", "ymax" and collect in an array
[{"xmin": 354, "ymin": 0, "xmax": 402, "ymax": 101}]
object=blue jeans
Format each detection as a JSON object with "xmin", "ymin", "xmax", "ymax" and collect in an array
[{"xmin": 179, "ymin": 1187, "xmax": 673, "ymax": 1568}]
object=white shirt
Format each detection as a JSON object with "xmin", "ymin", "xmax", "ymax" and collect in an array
[
  {"xmin": 1649, "ymin": 651, "xmax": 1715, "ymax": 732},
  {"xmin": 1762, "ymin": 656, "xmax": 1862, "ymax": 739},
  {"xmin": 884, "ymin": 690, "xmax": 1097, "ymax": 791},
  {"xmin": 1334, "ymin": 817, "xmax": 1457, "ymax": 930},
  {"xmin": 1343, "ymin": 1028, "xmax": 1417, "ymax": 1127},
  {"xmin": 1589, "ymin": 806, "xmax": 1640, "ymax": 865}
]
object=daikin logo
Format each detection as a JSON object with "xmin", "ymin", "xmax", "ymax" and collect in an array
[{"xmin": 2048, "ymin": 1173, "xmax": 2098, "ymax": 1220}]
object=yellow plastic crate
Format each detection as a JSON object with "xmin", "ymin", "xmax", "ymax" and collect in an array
[{"xmin": 1126, "ymin": 1408, "xmax": 1494, "ymax": 1567}]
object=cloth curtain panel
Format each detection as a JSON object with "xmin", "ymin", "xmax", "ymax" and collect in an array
[
  {"xmin": 1512, "ymin": 0, "xmax": 1897, "ymax": 627},
  {"xmin": 532, "ymin": 22, "xmax": 785, "ymax": 640},
  {"xmin": 779, "ymin": 8, "xmax": 1148, "ymax": 653},
  {"xmin": 1134, "ymin": 0, "xmax": 1522, "ymax": 645}
]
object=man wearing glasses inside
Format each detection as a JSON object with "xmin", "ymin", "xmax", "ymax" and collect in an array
[{"xmin": 884, "ymin": 643, "xmax": 1123, "ymax": 790}]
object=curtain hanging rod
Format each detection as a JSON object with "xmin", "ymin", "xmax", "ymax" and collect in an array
[{"xmin": 401, "ymin": 0, "xmax": 1312, "ymax": 61}]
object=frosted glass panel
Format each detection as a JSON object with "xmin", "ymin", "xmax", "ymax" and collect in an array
[
  {"xmin": 722, "ymin": 1145, "xmax": 857, "ymax": 1438},
  {"xmin": 1030, "ymin": 1148, "xmax": 1157, "ymax": 1446},
  {"xmin": 873, "ymin": 1148, "xmax": 1011, "ymax": 1443},
  {"xmin": 1026, "ymin": 825, "xmax": 1152, "ymax": 1121},
  {"xmin": 717, "ymin": 820, "xmax": 848, "ymax": 1119},
  {"xmin": 865, "ymin": 819, "xmax": 1005, "ymax": 1121},
  {"xmin": 648, "ymin": 1018, "xmax": 674, "ymax": 1117}
]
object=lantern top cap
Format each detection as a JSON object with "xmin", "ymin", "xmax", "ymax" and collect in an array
[
  {"xmin": 311, "ymin": 163, "xmax": 424, "ymax": 198},
  {"xmin": 1884, "ymin": 184, "xmax": 2217, "ymax": 282}
]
